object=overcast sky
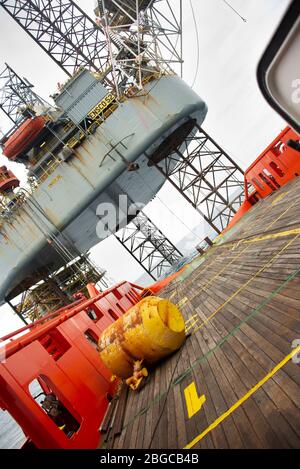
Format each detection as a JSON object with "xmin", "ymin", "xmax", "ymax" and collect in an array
[{"xmin": 0, "ymin": 0, "xmax": 290, "ymax": 336}]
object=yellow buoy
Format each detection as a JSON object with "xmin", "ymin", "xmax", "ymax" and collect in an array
[{"xmin": 98, "ymin": 296, "xmax": 186, "ymax": 379}]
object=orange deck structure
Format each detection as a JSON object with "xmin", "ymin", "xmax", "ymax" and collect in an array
[
  {"xmin": 227, "ymin": 126, "xmax": 300, "ymax": 231},
  {"xmin": 0, "ymin": 282, "xmax": 144, "ymax": 449}
]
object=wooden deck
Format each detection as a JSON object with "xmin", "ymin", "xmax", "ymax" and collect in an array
[{"xmin": 109, "ymin": 177, "xmax": 300, "ymax": 449}]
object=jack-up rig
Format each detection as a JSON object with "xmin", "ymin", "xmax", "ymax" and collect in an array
[
  {"xmin": 0, "ymin": 0, "xmax": 245, "ymax": 323},
  {"xmin": 1, "ymin": 0, "xmax": 300, "ymax": 451}
]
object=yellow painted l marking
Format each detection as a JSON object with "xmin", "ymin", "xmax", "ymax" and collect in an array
[
  {"xmin": 184, "ymin": 381, "xmax": 206, "ymax": 419},
  {"xmin": 184, "ymin": 344, "xmax": 300, "ymax": 449}
]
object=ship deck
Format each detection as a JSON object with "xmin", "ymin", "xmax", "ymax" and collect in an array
[{"xmin": 108, "ymin": 176, "xmax": 300, "ymax": 449}]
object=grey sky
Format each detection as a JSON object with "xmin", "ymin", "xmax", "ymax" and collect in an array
[{"xmin": 0, "ymin": 0, "xmax": 290, "ymax": 335}]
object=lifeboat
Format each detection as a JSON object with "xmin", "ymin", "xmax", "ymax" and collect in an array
[
  {"xmin": 3, "ymin": 116, "xmax": 45, "ymax": 160},
  {"xmin": 0, "ymin": 166, "xmax": 20, "ymax": 192}
]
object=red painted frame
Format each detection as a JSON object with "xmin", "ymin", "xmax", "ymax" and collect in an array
[
  {"xmin": 0, "ymin": 281, "xmax": 143, "ymax": 449},
  {"xmin": 226, "ymin": 126, "xmax": 300, "ymax": 231}
]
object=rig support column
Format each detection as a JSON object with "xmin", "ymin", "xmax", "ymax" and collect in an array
[
  {"xmin": 115, "ymin": 211, "xmax": 182, "ymax": 280},
  {"xmin": 5, "ymin": 255, "xmax": 109, "ymax": 323},
  {"xmin": 149, "ymin": 123, "xmax": 245, "ymax": 234}
]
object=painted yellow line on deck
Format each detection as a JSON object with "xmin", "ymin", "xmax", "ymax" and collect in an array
[
  {"xmin": 177, "ymin": 297, "xmax": 188, "ymax": 307},
  {"xmin": 169, "ymin": 291, "xmax": 177, "ymax": 300},
  {"xmin": 185, "ymin": 318, "xmax": 200, "ymax": 334},
  {"xmin": 189, "ymin": 204, "xmax": 300, "ymax": 298},
  {"xmin": 184, "ymin": 344, "xmax": 300, "ymax": 449},
  {"xmin": 192, "ymin": 234, "xmax": 299, "ymax": 333},
  {"xmin": 184, "ymin": 381, "xmax": 206, "ymax": 419},
  {"xmin": 185, "ymin": 253, "xmax": 227, "ymax": 288},
  {"xmin": 267, "ymin": 195, "xmax": 297, "ymax": 229},
  {"xmin": 236, "ymin": 198, "xmax": 300, "ymax": 246},
  {"xmin": 197, "ymin": 246, "xmax": 248, "ymax": 294},
  {"xmin": 215, "ymin": 198, "xmax": 278, "ymax": 249},
  {"xmin": 244, "ymin": 227, "xmax": 300, "ymax": 245},
  {"xmin": 185, "ymin": 314, "xmax": 198, "ymax": 323},
  {"xmin": 221, "ymin": 224, "xmax": 300, "ymax": 251},
  {"xmin": 217, "ymin": 198, "xmax": 299, "ymax": 250},
  {"xmin": 271, "ymin": 191, "xmax": 288, "ymax": 206}
]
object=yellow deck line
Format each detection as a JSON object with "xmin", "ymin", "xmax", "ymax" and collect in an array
[
  {"xmin": 184, "ymin": 229, "xmax": 300, "ymax": 333},
  {"xmin": 217, "ymin": 198, "xmax": 299, "ymax": 250},
  {"xmin": 184, "ymin": 344, "xmax": 300, "ymax": 449},
  {"xmin": 271, "ymin": 191, "xmax": 288, "ymax": 206},
  {"xmin": 192, "ymin": 234, "xmax": 299, "ymax": 333},
  {"xmin": 185, "ymin": 251, "xmax": 225, "ymax": 288},
  {"xmin": 244, "ymin": 227, "xmax": 300, "ymax": 244},
  {"xmin": 215, "ymin": 196, "xmax": 283, "ymax": 249},
  {"xmin": 189, "ymin": 201, "xmax": 300, "ymax": 298},
  {"xmin": 220, "ymin": 223, "xmax": 300, "ymax": 251},
  {"xmin": 177, "ymin": 297, "xmax": 188, "ymax": 307},
  {"xmin": 185, "ymin": 314, "xmax": 199, "ymax": 323},
  {"xmin": 185, "ymin": 318, "xmax": 200, "ymax": 333},
  {"xmin": 182, "ymin": 204, "xmax": 300, "ymax": 334},
  {"xmin": 168, "ymin": 291, "xmax": 177, "ymax": 300},
  {"xmin": 196, "ymin": 246, "xmax": 248, "ymax": 294}
]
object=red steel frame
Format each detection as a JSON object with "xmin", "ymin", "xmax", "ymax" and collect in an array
[
  {"xmin": 244, "ymin": 126, "xmax": 300, "ymax": 200},
  {"xmin": 0, "ymin": 281, "xmax": 144, "ymax": 449},
  {"xmin": 226, "ymin": 126, "xmax": 300, "ymax": 230}
]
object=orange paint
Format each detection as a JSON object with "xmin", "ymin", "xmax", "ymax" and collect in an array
[
  {"xmin": 3, "ymin": 116, "xmax": 45, "ymax": 160},
  {"xmin": 225, "ymin": 126, "xmax": 300, "ymax": 232}
]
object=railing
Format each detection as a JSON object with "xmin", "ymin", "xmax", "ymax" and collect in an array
[
  {"xmin": 37, "ymin": 155, "xmax": 63, "ymax": 184},
  {"xmin": 32, "ymin": 120, "xmax": 75, "ymax": 163}
]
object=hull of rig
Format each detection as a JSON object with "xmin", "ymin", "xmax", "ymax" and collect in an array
[
  {"xmin": 0, "ymin": 0, "xmax": 211, "ymax": 307},
  {"xmin": 0, "ymin": 72, "xmax": 207, "ymax": 304},
  {"xmin": 0, "ymin": 0, "xmax": 300, "ymax": 452}
]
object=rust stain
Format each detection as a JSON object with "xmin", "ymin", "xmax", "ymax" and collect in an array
[
  {"xmin": 43, "ymin": 208, "xmax": 60, "ymax": 227},
  {"xmin": 98, "ymin": 306, "xmax": 142, "ymax": 353},
  {"xmin": 69, "ymin": 160, "xmax": 96, "ymax": 190}
]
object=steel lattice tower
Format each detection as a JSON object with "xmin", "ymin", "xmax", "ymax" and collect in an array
[
  {"xmin": 0, "ymin": 63, "xmax": 46, "ymax": 124},
  {"xmin": 115, "ymin": 210, "xmax": 182, "ymax": 280},
  {"xmin": 148, "ymin": 122, "xmax": 245, "ymax": 234}
]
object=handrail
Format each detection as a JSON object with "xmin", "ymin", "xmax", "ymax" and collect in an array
[
  {"xmin": 0, "ymin": 281, "xmax": 144, "ymax": 358},
  {"xmin": 0, "ymin": 297, "xmax": 84, "ymax": 342}
]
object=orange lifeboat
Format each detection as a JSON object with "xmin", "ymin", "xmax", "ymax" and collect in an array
[
  {"xmin": 3, "ymin": 116, "xmax": 45, "ymax": 160},
  {"xmin": 0, "ymin": 166, "xmax": 20, "ymax": 192}
]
